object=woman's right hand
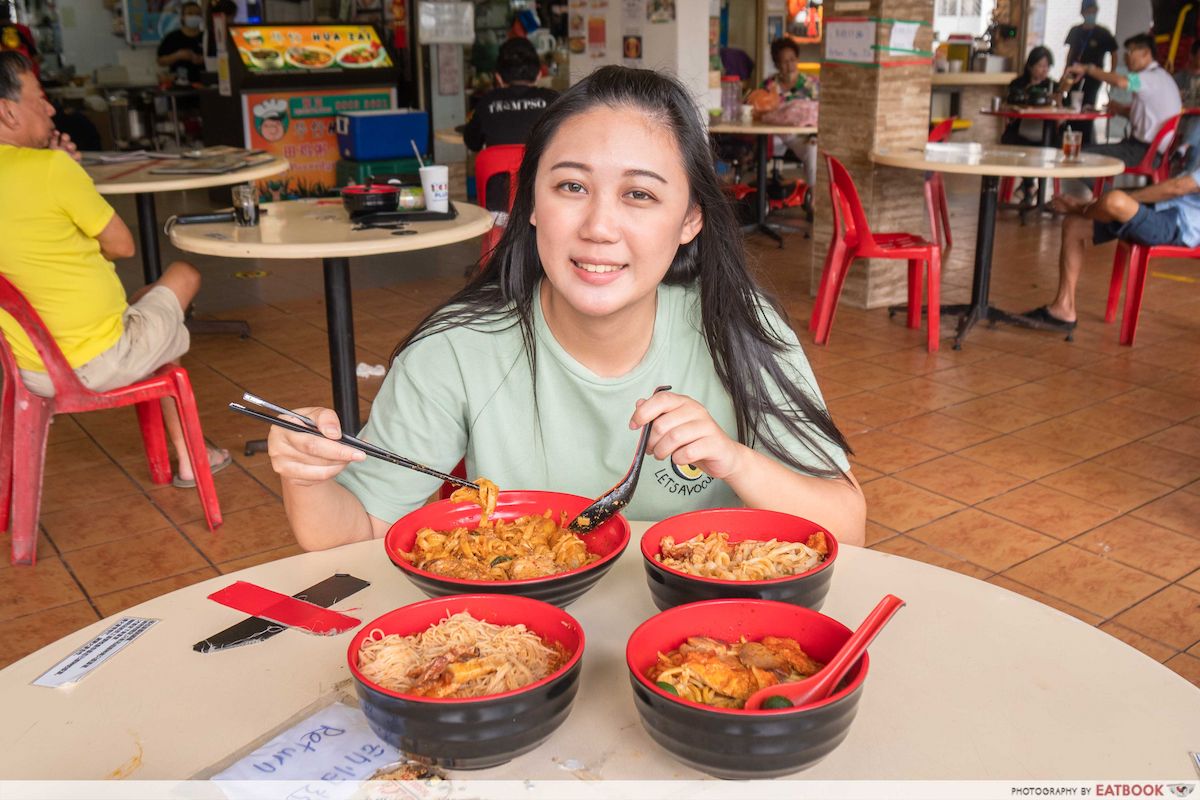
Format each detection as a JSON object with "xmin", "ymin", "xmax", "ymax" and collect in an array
[{"xmin": 267, "ymin": 407, "xmax": 366, "ymax": 487}]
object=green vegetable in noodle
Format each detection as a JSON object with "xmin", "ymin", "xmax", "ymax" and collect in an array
[
  {"xmin": 655, "ymin": 681, "xmax": 679, "ymax": 695},
  {"xmin": 762, "ymin": 695, "xmax": 793, "ymax": 709},
  {"xmin": 489, "ymin": 555, "xmax": 512, "ymax": 567}
]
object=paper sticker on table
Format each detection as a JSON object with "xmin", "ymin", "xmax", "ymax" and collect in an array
[
  {"xmin": 213, "ymin": 702, "xmax": 398, "ymax": 796},
  {"xmin": 888, "ymin": 21, "xmax": 919, "ymax": 52},
  {"xmin": 825, "ymin": 20, "xmax": 876, "ymax": 63},
  {"xmin": 33, "ymin": 617, "xmax": 159, "ymax": 688},
  {"xmin": 208, "ymin": 581, "xmax": 360, "ymax": 635}
]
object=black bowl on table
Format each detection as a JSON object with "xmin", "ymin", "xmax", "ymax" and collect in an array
[
  {"xmin": 341, "ymin": 184, "xmax": 400, "ymax": 215},
  {"xmin": 384, "ymin": 490, "xmax": 631, "ymax": 608},
  {"xmin": 640, "ymin": 507, "xmax": 838, "ymax": 611},
  {"xmin": 348, "ymin": 594, "xmax": 585, "ymax": 769},
  {"xmin": 625, "ymin": 598, "xmax": 869, "ymax": 779}
]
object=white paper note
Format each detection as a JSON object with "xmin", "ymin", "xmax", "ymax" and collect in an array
[
  {"xmin": 825, "ymin": 20, "xmax": 876, "ymax": 64},
  {"xmin": 889, "ymin": 21, "xmax": 919, "ymax": 52},
  {"xmin": 213, "ymin": 702, "xmax": 399, "ymax": 799},
  {"xmin": 33, "ymin": 617, "xmax": 159, "ymax": 688}
]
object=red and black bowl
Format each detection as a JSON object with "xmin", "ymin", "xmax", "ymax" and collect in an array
[
  {"xmin": 625, "ymin": 598, "xmax": 869, "ymax": 779},
  {"xmin": 384, "ymin": 490, "xmax": 630, "ymax": 608},
  {"xmin": 341, "ymin": 183, "xmax": 400, "ymax": 215},
  {"xmin": 348, "ymin": 594, "xmax": 585, "ymax": 769},
  {"xmin": 640, "ymin": 508, "xmax": 838, "ymax": 612}
]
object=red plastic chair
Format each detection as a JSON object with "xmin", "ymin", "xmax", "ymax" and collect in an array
[
  {"xmin": 811, "ymin": 154, "xmax": 943, "ymax": 351},
  {"xmin": 925, "ymin": 118, "xmax": 954, "ymax": 250},
  {"xmin": 1105, "ymin": 240, "xmax": 1200, "ymax": 345},
  {"xmin": 474, "ymin": 144, "xmax": 525, "ymax": 260},
  {"xmin": 1092, "ymin": 114, "xmax": 1181, "ymax": 196},
  {"xmin": 0, "ymin": 275, "xmax": 222, "ymax": 565}
]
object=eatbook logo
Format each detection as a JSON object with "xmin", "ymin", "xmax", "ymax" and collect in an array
[
  {"xmin": 1169, "ymin": 786, "xmax": 1194, "ymax": 798},
  {"xmin": 654, "ymin": 464, "xmax": 713, "ymax": 496}
]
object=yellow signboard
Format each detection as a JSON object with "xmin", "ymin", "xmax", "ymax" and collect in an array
[{"xmin": 232, "ymin": 25, "xmax": 393, "ymax": 73}]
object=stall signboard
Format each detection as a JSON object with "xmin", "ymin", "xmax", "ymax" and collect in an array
[
  {"xmin": 242, "ymin": 87, "xmax": 397, "ymax": 197},
  {"xmin": 231, "ymin": 25, "xmax": 394, "ymax": 73}
]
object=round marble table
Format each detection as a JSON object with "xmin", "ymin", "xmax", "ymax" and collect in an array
[
  {"xmin": 0, "ymin": 523, "xmax": 1196, "ymax": 781},
  {"xmin": 85, "ymin": 153, "xmax": 290, "ymax": 285},
  {"xmin": 872, "ymin": 143, "xmax": 1124, "ymax": 348},
  {"xmin": 434, "ymin": 127, "xmax": 465, "ymax": 145},
  {"xmin": 708, "ymin": 121, "xmax": 818, "ymax": 247},
  {"xmin": 168, "ymin": 198, "xmax": 492, "ymax": 432}
]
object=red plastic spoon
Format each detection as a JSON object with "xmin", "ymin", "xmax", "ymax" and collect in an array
[{"xmin": 743, "ymin": 594, "xmax": 905, "ymax": 711}]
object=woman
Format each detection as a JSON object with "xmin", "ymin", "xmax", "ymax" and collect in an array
[
  {"xmin": 1002, "ymin": 46, "xmax": 1057, "ymax": 203},
  {"xmin": 267, "ymin": 66, "xmax": 866, "ymax": 550}
]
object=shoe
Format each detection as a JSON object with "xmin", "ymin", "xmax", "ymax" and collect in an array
[
  {"xmin": 172, "ymin": 448, "xmax": 233, "ymax": 489},
  {"xmin": 1016, "ymin": 306, "xmax": 1077, "ymax": 332}
]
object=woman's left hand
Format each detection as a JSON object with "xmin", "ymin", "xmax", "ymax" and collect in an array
[{"xmin": 629, "ymin": 390, "xmax": 745, "ymax": 481}]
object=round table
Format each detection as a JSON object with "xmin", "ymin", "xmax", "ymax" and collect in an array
[
  {"xmin": 168, "ymin": 198, "xmax": 493, "ymax": 433},
  {"xmin": 708, "ymin": 121, "xmax": 818, "ymax": 247},
  {"xmin": 982, "ymin": 107, "xmax": 1112, "ymax": 210},
  {"xmin": 0, "ymin": 522, "xmax": 1195, "ymax": 781},
  {"xmin": 872, "ymin": 144, "xmax": 1124, "ymax": 348},
  {"xmin": 85, "ymin": 153, "xmax": 290, "ymax": 285}
]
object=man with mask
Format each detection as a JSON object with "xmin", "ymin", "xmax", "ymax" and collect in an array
[
  {"xmin": 1063, "ymin": 2, "xmax": 1117, "ymax": 112},
  {"xmin": 157, "ymin": 1, "xmax": 206, "ymax": 85}
]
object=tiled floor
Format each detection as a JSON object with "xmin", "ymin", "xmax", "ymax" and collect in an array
[{"xmin": 1, "ymin": 173, "xmax": 1198, "ymax": 690}]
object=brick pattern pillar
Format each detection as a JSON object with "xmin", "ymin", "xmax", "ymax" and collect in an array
[{"xmin": 810, "ymin": 0, "xmax": 935, "ymax": 309}]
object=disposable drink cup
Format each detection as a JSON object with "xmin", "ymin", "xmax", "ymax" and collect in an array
[
  {"xmin": 1062, "ymin": 130, "xmax": 1082, "ymax": 160},
  {"xmin": 419, "ymin": 165, "xmax": 450, "ymax": 213},
  {"xmin": 1069, "ymin": 90, "xmax": 1083, "ymax": 111},
  {"xmin": 231, "ymin": 184, "xmax": 259, "ymax": 227},
  {"xmin": 740, "ymin": 103, "xmax": 753, "ymax": 125}
]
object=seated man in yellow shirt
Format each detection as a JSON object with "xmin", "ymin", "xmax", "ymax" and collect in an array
[{"xmin": 0, "ymin": 51, "xmax": 228, "ymax": 486}]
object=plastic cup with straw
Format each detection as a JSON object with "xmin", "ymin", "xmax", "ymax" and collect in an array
[
  {"xmin": 413, "ymin": 140, "xmax": 448, "ymax": 212},
  {"xmin": 411, "ymin": 140, "xmax": 425, "ymax": 168}
]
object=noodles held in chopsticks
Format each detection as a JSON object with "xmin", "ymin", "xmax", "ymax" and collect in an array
[
  {"xmin": 402, "ymin": 476, "xmax": 598, "ymax": 580},
  {"xmin": 655, "ymin": 531, "xmax": 828, "ymax": 580},
  {"xmin": 358, "ymin": 612, "xmax": 567, "ymax": 698}
]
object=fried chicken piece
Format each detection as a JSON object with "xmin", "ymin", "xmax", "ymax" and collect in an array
[
  {"xmin": 680, "ymin": 651, "xmax": 756, "ymax": 700},
  {"xmin": 761, "ymin": 636, "xmax": 821, "ymax": 677},
  {"xmin": 805, "ymin": 531, "xmax": 828, "ymax": 557}
]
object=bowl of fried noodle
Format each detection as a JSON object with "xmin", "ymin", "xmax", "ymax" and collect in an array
[
  {"xmin": 384, "ymin": 481, "xmax": 630, "ymax": 607},
  {"xmin": 349, "ymin": 593, "xmax": 585, "ymax": 769},
  {"xmin": 625, "ymin": 598, "xmax": 869, "ymax": 778},
  {"xmin": 640, "ymin": 508, "xmax": 838, "ymax": 611}
]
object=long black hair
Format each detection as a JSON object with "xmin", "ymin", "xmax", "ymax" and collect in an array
[
  {"xmin": 1023, "ymin": 46, "xmax": 1054, "ymax": 79},
  {"xmin": 393, "ymin": 66, "xmax": 851, "ymax": 479}
]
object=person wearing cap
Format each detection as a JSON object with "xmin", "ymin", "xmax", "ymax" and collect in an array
[
  {"xmin": 1066, "ymin": 33, "xmax": 1180, "ymax": 171},
  {"xmin": 1063, "ymin": 2, "xmax": 1117, "ymax": 113}
]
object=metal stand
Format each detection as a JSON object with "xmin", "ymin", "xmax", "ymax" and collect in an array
[{"xmin": 135, "ymin": 192, "xmax": 161, "ymax": 284}]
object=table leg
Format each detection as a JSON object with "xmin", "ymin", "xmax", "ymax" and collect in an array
[
  {"xmin": 135, "ymin": 192, "xmax": 162, "ymax": 284},
  {"xmin": 751, "ymin": 134, "xmax": 783, "ymax": 247},
  {"xmin": 324, "ymin": 257, "xmax": 360, "ymax": 433}
]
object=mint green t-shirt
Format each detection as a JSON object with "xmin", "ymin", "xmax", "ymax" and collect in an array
[{"xmin": 336, "ymin": 281, "xmax": 849, "ymax": 524}]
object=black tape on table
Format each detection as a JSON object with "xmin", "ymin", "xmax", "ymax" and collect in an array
[{"xmin": 193, "ymin": 573, "xmax": 370, "ymax": 653}]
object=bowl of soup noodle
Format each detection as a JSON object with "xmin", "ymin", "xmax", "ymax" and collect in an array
[
  {"xmin": 349, "ymin": 594, "xmax": 585, "ymax": 768},
  {"xmin": 625, "ymin": 598, "xmax": 869, "ymax": 778},
  {"xmin": 245, "ymin": 48, "xmax": 283, "ymax": 69},
  {"xmin": 384, "ymin": 486, "xmax": 630, "ymax": 607},
  {"xmin": 285, "ymin": 45, "xmax": 334, "ymax": 69},
  {"xmin": 640, "ymin": 508, "xmax": 838, "ymax": 612}
]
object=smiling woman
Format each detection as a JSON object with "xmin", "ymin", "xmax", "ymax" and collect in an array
[{"xmin": 266, "ymin": 66, "xmax": 867, "ymax": 552}]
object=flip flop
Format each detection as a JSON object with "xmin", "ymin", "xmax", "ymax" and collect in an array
[
  {"xmin": 1016, "ymin": 305, "xmax": 1077, "ymax": 332},
  {"xmin": 172, "ymin": 448, "xmax": 233, "ymax": 489}
]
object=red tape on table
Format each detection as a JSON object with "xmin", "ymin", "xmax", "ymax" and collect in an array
[{"xmin": 208, "ymin": 581, "xmax": 360, "ymax": 635}]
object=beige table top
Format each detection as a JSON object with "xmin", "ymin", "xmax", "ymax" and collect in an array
[
  {"xmin": 931, "ymin": 71, "xmax": 1017, "ymax": 86},
  {"xmin": 708, "ymin": 121, "xmax": 818, "ymax": 136},
  {"xmin": 0, "ymin": 521, "xmax": 1196, "ymax": 781},
  {"xmin": 86, "ymin": 154, "xmax": 290, "ymax": 195},
  {"xmin": 872, "ymin": 143, "xmax": 1126, "ymax": 178},
  {"xmin": 435, "ymin": 127, "xmax": 465, "ymax": 145},
  {"xmin": 168, "ymin": 198, "xmax": 493, "ymax": 259}
]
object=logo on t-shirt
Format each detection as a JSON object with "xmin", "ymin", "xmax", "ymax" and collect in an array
[{"xmin": 653, "ymin": 463, "xmax": 714, "ymax": 496}]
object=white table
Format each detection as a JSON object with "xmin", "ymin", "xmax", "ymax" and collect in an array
[
  {"xmin": 169, "ymin": 198, "xmax": 492, "ymax": 433},
  {"xmin": 85, "ymin": 153, "xmax": 290, "ymax": 285},
  {"xmin": 435, "ymin": 127, "xmax": 465, "ymax": 146},
  {"xmin": 709, "ymin": 121, "xmax": 818, "ymax": 247},
  {"xmin": 872, "ymin": 144, "xmax": 1124, "ymax": 348},
  {"xmin": 0, "ymin": 522, "xmax": 1196, "ymax": 781}
]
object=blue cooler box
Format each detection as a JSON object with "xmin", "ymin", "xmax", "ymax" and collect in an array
[{"xmin": 335, "ymin": 109, "xmax": 430, "ymax": 161}]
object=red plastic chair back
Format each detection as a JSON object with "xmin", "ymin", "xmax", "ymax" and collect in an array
[
  {"xmin": 825, "ymin": 153, "xmax": 876, "ymax": 250},
  {"xmin": 928, "ymin": 118, "xmax": 955, "ymax": 143},
  {"xmin": 0, "ymin": 277, "xmax": 100, "ymax": 405},
  {"xmin": 1132, "ymin": 114, "xmax": 1180, "ymax": 180},
  {"xmin": 474, "ymin": 144, "xmax": 525, "ymax": 260}
]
